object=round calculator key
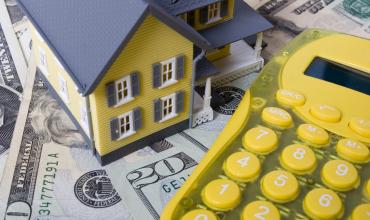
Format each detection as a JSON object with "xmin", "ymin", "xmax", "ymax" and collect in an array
[
  {"xmin": 336, "ymin": 139, "xmax": 369, "ymax": 164},
  {"xmin": 280, "ymin": 144, "xmax": 317, "ymax": 174},
  {"xmin": 242, "ymin": 127, "xmax": 278, "ymax": 155},
  {"xmin": 223, "ymin": 151, "xmax": 261, "ymax": 182},
  {"xmin": 321, "ymin": 160, "xmax": 359, "ymax": 191},
  {"xmin": 276, "ymin": 89, "xmax": 306, "ymax": 107},
  {"xmin": 262, "ymin": 107, "xmax": 293, "ymax": 128},
  {"xmin": 181, "ymin": 209, "xmax": 218, "ymax": 220},
  {"xmin": 201, "ymin": 179, "xmax": 241, "ymax": 211},
  {"xmin": 260, "ymin": 170, "xmax": 300, "ymax": 203},
  {"xmin": 350, "ymin": 204, "xmax": 370, "ymax": 220},
  {"xmin": 241, "ymin": 200, "xmax": 280, "ymax": 220},
  {"xmin": 310, "ymin": 104, "xmax": 341, "ymax": 123},
  {"xmin": 303, "ymin": 188, "xmax": 343, "ymax": 220},
  {"xmin": 297, "ymin": 124, "xmax": 329, "ymax": 146},
  {"xmin": 349, "ymin": 117, "xmax": 370, "ymax": 138}
]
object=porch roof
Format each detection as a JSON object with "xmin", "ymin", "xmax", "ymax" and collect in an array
[{"xmin": 200, "ymin": 0, "xmax": 272, "ymax": 48}]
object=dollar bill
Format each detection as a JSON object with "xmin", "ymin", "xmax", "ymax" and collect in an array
[
  {"xmin": 243, "ymin": 0, "xmax": 370, "ymax": 58},
  {"xmin": 0, "ymin": 0, "xmax": 28, "ymax": 180},
  {"xmin": 0, "ymin": 59, "xmax": 133, "ymax": 220},
  {"xmin": 5, "ymin": 0, "xmax": 32, "ymax": 63}
]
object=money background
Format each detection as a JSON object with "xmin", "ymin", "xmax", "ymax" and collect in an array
[{"xmin": 0, "ymin": 0, "xmax": 369, "ymax": 219}]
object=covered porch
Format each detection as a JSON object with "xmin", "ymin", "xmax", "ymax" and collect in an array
[{"xmin": 190, "ymin": 0, "xmax": 272, "ymax": 127}]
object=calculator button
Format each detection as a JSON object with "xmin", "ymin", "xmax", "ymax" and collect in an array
[
  {"xmin": 280, "ymin": 144, "xmax": 317, "ymax": 174},
  {"xmin": 241, "ymin": 201, "xmax": 280, "ymax": 220},
  {"xmin": 276, "ymin": 89, "xmax": 305, "ymax": 107},
  {"xmin": 262, "ymin": 107, "xmax": 293, "ymax": 128},
  {"xmin": 297, "ymin": 124, "xmax": 329, "ymax": 146},
  {"xmin": 223, "ymin": 151, "xmax": 261, "ymax": 182},
  {"xmin": 201, "ymin": 179, "xmax": 241, "ymax": 211},
  {"xmin": 260, "ymin": 170, "xmax": 300, "ymax": 203},
  {"xmin": 310, "ymin": 104, "xmax": 341, "ymax": 123},
  {"xmin": 349, "ymin": 117, "xmax": 370, "ymax": 138},
  {"xmin": 242, "ymin": 127, "xmax": 278, "ymax": 155},
  {"xmin": 303, "ymin": 188, "xmax": 343, "ymax": 220},
  {"xmin": 321, "ymin": 160, "xmax": 359, "ymax": 191},
  {"xmin": 350, "ymin": 204, "xmax": 370, "ymax": 220},
  {"xmin": 181, "ymin": 209, "xmax": 218, "ymax": 220},
  {"xmin": 336, "ymin": 139, "xmax": 369, "ymax": 164}
]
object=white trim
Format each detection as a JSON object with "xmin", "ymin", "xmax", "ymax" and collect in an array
[
  {"xmin": 114, "ymin": 75, "xmax": 134, "ymax": 107},
  {"xmin": 160, "ymin": 93, "xmax": 177, "ymax": 122},
  {"xmin": 58, "ymin": 74, "xmax": 69, "ymax": 103},
  {"xmin": 117, "ymin": 111, "xmax": 136, "ymax": 140},
  {"xmin": 207, "ymin": 2, "xmax": 222, "ymax": 24},
  {"xmin": 35, "ymin": 30, "xmax": 45, "ymax": 43},
  {"xmin": 159, "ymin": 57, "xmax": 178, "ymax": 88},
  {"xmin": 38, "ymin": 47, "xmax": 48, "ymax": 75},
  {"xmin": 80, "ymin": 101, "xmax": 89, "ymax": 133},
  {"xmin": 53, "ymin": 56, "xmax": 65, "ymax": 70}
]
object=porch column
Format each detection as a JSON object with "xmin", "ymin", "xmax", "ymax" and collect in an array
[
  {"xmin": 254, "ymin": 32, "xmax": 263, "ymax": 59},
  {"xmin": 203, "ymin": 77, "xmax": 212, "ymax": 110}
]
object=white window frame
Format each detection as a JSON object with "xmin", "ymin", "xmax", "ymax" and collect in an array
[
  {"xmin": 160, "ymin": 93, "xmax": 177, "ymax": 122},
  {"xmin": 159, "ymin": 57, "xmax": 177, "ymax": 88},
  {"xmin": 58, "ymin": 74, "xmax": 69, "ymax": 103},
  {"xmin": 38, "ymin": 47, "xmax": 48, "ymax": 75},
  {"xmin": 207, "ymin": 2, "xmax": 222, "ymax": 24},
  {"xmin": 115, "ymin": 75, "xmax": 134, "ymax": 106},
  {"xmin": 117, "ymin": 111, "xmax": 135, "ymax": 140}
]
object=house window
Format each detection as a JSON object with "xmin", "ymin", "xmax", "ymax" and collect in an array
[
  {"xmin": 118, "ymin": 111, "xmax": 134, "ymax": 139},
  {"xmin": 161, "ymin": 57, "xmax": 177, "ymax": 87},
  {"xmin": 58, "ymin": 75, "xmax": 69, "ymax": 102},
  {"xmin": 115, "ymin": 76, "xmax": 133, "ymax": 105},
  {"xmin": 39, "ymin": 47, "xmax": 48, "ymax": 75},
  {"xmin": 161, "ymin": 93, "xmax": 176, "ymax": 121},
  {"xmin": 207, "ymin": 2, "xmax": 221, "ymax": 23}
]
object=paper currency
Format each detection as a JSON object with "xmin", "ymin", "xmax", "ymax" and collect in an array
[
  {"xmin": 106, "ymin": 142, "xmax": 204, "ymax": 220},
  {"xmin": 5, "ymin": 0, "xmax": 32, "ymax": 63},
  {"xmin": 244, "ymin": 0, "xmax": 370, "ymax": 58},
  {"xmin": 0, "ymin": 59, "xmax": 133, "ymax": 219},
  {"xmin": 0, "ymin": 0, "xmax": 28, "ymax": 180}
]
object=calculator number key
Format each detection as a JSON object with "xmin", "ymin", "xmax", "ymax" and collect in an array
[
  {"xmin": 321, "ymin": 160, "xmax": 359, "ymax": 191},
  {"xmin": 201, "ymin": 179, "xmax": 241, "ymax": 211},
  {"xmin": 243, "ymin": 127, "xmax": 278, "ymax": 155},
  {"xmin": 241, "ymin": 200, "xmax": 280, "ymax": 220},
  {"xmin": 303, "ymin": 188, "xmax": 343, "ymax": 220},
  {"xmin": 280, "ymin": 144, "xmax": 317, "ymax": 174},
  {"xmin": 223, "ymin": 151, "xmax": 261, "ymax": 182}
]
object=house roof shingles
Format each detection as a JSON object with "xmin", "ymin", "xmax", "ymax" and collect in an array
[{"xmin": 17, "ymin": 0, "xmax": 272, "ymax": 95}]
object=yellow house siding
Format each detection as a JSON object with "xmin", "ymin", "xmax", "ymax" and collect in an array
[
  {"xmin": 29, "ymin": 24, "xmax": 90, "ymax": 137},
  {"xmin": 89, "ymin": 15, "xmax": 193, "ymax": 156},
  {"xmin": 194, "ymin": 0, "xmax": 235, "ymax": 31}
]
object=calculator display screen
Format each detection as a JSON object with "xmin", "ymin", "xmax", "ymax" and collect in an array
[{"xmin": 305, "ymin": 57, "xmax": 370, "ymax": 95}]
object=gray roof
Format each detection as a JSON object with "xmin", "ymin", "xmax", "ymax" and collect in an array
[
  {"xmin": 200, "ymin": 0, "xmax": 273, "ymax": 48},
  {"xmin": 152, "ymin": 0, "xmax": 220, "ymax": 15},
  {"xmin": 18, "ymin": 0, "xmax": 211, "ymax": 95}
]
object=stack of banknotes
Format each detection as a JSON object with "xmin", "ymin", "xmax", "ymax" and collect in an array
[{"xmin": 0, "ymin": 0, "xmax": 369, "ymax": 219}]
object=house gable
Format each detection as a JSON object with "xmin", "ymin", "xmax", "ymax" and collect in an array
[{"xmin": 89, "ymin": 15, "xmax": 194, "ymax": 156}]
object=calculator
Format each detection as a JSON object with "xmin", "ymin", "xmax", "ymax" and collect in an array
[{"xmin": 161, "ymin": 29, "xmax": 370, "ymax": 220}]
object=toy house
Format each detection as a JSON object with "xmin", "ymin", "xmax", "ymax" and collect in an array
[{"xmin": 18, "ymin": 0, "xmax": 272, "ymax": 165}]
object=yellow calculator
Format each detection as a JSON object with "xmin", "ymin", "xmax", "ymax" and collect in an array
[{"xmin": 161, "ymin": 29, "xmax": 370, "ymax": 220}]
